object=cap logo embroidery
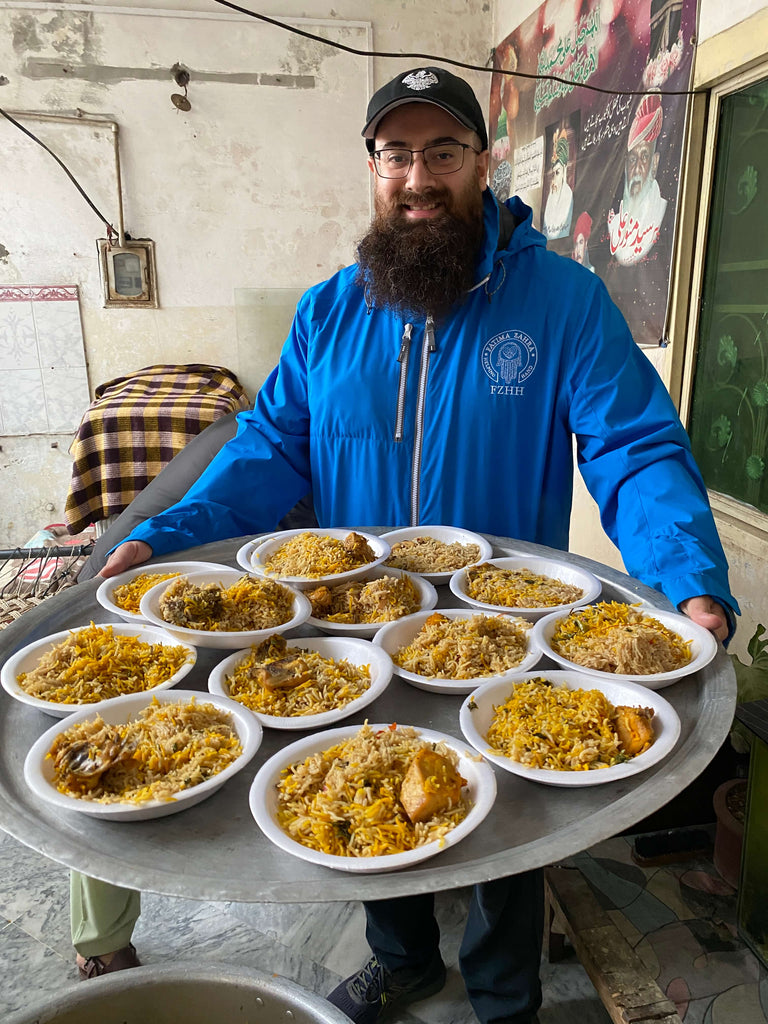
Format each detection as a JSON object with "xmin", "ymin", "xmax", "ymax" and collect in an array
[{"xmin": 402, "ymin": 70, "xmax": 439, "ymax": 92}]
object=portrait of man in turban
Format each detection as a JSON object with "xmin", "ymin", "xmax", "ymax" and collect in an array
[
  {"xmin": 542, "ymin": 126, "xmax": 574, "ymax": 241},
  {"xmin": 571, "ymin": 211, "xmax": 595, "ymax": 272},
  {"xmin": 607, "ymin": 94, "xmax": 668, "ymax": 266}
]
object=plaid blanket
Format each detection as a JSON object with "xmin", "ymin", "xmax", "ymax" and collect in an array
[{"xmin": 64, "ymin": 364, "xmax": 250, "ymax": 534}]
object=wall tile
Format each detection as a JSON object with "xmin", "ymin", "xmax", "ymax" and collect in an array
[{"xmin": 0, "ymin": 285, "xmax": 88, "ymax": 436}]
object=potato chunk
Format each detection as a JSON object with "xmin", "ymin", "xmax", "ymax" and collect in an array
[
  {"xmin": 399, "ymin": 748, "xmax": 466, "ymax": 823},
  {"xmin": 613, "ymin": 705, "xmax": 655, "ymax": 756}
]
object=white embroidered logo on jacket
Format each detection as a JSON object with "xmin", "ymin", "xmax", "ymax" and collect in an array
[{"xmin": 481, "ymin": 330, "xmax": 538, "ymax": 395}]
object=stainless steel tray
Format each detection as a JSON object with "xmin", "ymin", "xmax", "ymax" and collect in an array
[{"xmin": 0, "ymin": 534, "xmax": 735, "ymax": 902}]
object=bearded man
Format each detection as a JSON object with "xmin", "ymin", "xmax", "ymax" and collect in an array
[
  {"xmin": 542, "ymin": 127, "xmax": 573, "ymax": 240},
  {"xmin": 608, "ymin": 94, "xmax": 668, "ymax": 265},
  {"xmin": 97, "ymin": 67, "xmax": 734, "ymax": 1024}
]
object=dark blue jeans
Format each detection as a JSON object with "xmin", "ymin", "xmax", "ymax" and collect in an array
[{"xmin": 363, "ymin": 871, "xmax": 543, "ymax": 1024}]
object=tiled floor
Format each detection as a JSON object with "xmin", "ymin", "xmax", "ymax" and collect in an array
[{"xmin": 1, "ymin": 827, "xmax": 766, "ymax": 1023}]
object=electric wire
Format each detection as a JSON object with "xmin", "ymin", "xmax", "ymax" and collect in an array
[
  {"xmin": 211, "ymin": 1, "xmax": 701, "ymax": 98},
  {"xmin": 0, "ymin": 105, "xmax": 116, "ymax": 237}
]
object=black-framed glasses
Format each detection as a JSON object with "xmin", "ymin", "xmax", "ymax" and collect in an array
[{"xmin": 372, "ymin": 142, "xmax": 480, "ymax": 178}]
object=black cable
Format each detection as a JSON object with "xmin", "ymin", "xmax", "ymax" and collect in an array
[
  {"xmin": 211, "ymin": 1, "xmax": 700, "ymax": 98},
  {"xmin": 0, "ymin": 106, "xmax": 116, "ymax": 235}
]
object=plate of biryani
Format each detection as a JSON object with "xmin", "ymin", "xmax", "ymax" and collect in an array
[
  {"xmin": 459, "ymin": 672, "xmax": 681, "ymax": 787},
  {"xmin": 305, "ymin": 567, "xmax": 437, "ymax": 638},
  {"xmin": 373, "ymin": 609, "xmax": 540, "ymax": 694},
  {"xmin": 449, "ymin": 555, "xmax": 601, "ymax": 621},
  {"xmin": 23, "ymin": 690, "xmax": 262, "ymax": 820},
  {"xmin": 96, "ymin": 561, "xmax": 227, "ymax": 622},
  {"xmin": 208, "ymin": 635, "xmax": 394, "ymax": 729},
  {"xmin": 380, "ymin": 526, "xmax": 493, "ymax": 584},
  {"xmin": 249, "ymin": 721, "xmax": 497, "ymax": 872},
  {"xmin": 237, "ymin": 528, "xmax": 390, "ymax": 590},
  {"xmin": 138, "ymin": 569, "xmax": 311, "ymax": 649},
  {"xmin": 0, "ymin": 622, "xmax": 197, "ymax": 718},
  {"xmin": 532, "ymin": 601, "xmax": 718, "ymax": 689}
]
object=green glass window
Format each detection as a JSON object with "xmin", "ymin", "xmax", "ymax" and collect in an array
[{"xmin": 688, "ymin": 77, "xmax": 768, "ymax": 513}]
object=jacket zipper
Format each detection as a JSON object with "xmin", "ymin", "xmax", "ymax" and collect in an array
[
  {"xmin": 410, "ymin": 315, "xmax": 436, "ymax": 526},
  {"xmin": 393, "ymin": 323, "xmax": 412, "ymax": 443}
]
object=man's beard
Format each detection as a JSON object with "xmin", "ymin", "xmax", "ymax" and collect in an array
[
  {"xmin": 623, "ymin": 170, "xmax": 655, "ymax": 219},
  {"xmin": 355, "ymin": 183, "xmax": 484, "ymax": 321}
]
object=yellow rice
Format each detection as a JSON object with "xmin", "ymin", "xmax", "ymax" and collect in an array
[
  {"xmin": 276, "ymin": 722, "xmax": 468, "ymax": 856},
  {"xmin": 17, "ymin": 623, "xmax": 192, "ymax": 704},
  {"xmin": 393, "ymin": 613, "xmax": 531, "ymax": 679},
  {"xmin": 308, "ymin": 574, "xmax": 421, "ymax": 624},
  {"xmin": 225, "ymin": 637, "xmax": 371, "ymax": 717},
  {"xmin": 159, "ymin": 575, "xmax": 294, "ymax": 632},
  {"xmin": 550, "ymin": 601, "xmax": 692, "ymax": 674},
  {"xmin": 385, "ymin": 537, "xmax": 480, "ymax": 573},
  {"xmin": 464, "ymin": 564, "xmax": 583, "ymax": 609},
  {"xmin": 263, "ymin": 532, "xmax": 376, "ymax": 578},
  {"xmin": 112, "ymin": 571, "xmax": 180, "ymax": 614},
  {"xmin": 48, "ymin": 697, "xmax": 242, "ymax": 803},
  {"xmin": 483, "ymin": 677, "xmax": 652, "ymax": 770}
]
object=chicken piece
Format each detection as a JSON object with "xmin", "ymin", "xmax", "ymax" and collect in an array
[
  {"xmin": 252, "ymin": 635, "xmax": 287, "ymax": 660},
  {"xmin": 159, "ymin": 578, "xmax": 224, "ymax": 628},
  {"xmin": 51, "ymin": 722, "xmax": 134, "ymax": 792},
  {"xmin": 613, "ymin": 705, "xmax": 655, "ymax": 756},
  {"xmin": 399, "ymin": 748, "xmax": 466, "ymax": 824},
  {"xmin": 254, "ymin": 656, "xmax": 312, "ymax": 690},
  {"xmin": 308, "ymin": 586, "xmax": 334, "ymax": 617},
  {"xmin": 425, "ymin": 612, "xmax": 449, "ymax": 627},
  {"xmin": 343, "ymin": 532, "xmax": 376, "ymax": 564}
]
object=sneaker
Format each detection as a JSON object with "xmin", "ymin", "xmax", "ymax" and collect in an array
[{"xmin": 327, "ymin": 954, "xmax": 446, "ymax": 1024}]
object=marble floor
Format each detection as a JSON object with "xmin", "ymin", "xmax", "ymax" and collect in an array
[
  {"xmin": 0, "ymin": 826, "xmax": 612, "ymax": 1024},
  {"xmin": 1, "ymin": 828, "xmax": 766, "ymax": 1024}
]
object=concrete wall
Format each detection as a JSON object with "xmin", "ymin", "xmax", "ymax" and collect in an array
[{"xmin": 0, "ymin": 0, "xmax": 490, "ymax": 545}]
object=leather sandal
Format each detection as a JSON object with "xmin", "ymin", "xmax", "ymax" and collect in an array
[{"xmin": 78, "ymin": 942, "xmax": 141, "ymax": 980}]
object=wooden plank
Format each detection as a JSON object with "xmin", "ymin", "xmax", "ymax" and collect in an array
[{"xmin": 545, "ymin": 866, "xmax": 683, "ymax": 1024}]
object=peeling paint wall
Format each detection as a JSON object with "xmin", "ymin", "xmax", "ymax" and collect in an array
[{"xmin": 0, "ymin": 0, "xmax": 491, "ymax": 545}]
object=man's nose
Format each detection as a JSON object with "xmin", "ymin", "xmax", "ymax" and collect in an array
[{"xmin": 405, "ymin": 150, "xmax": 438, "ymax": 189}]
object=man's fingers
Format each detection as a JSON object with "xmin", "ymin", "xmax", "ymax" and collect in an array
[{"xmin": 98, "ymin": 541, "xmax": 153, "ymax": 579}]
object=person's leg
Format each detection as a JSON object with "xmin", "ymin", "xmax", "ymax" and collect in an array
[
  {"xmin": 71, "ymin": 872, "xmax": 141, "ymax": 978},
  {"xmin": 364, "ymin": 893, "xmax": 439, "ymax": 972},
  {"xmin": 458, "ymin": 872, "xmax": 544, "ymax": 1024},
  {"xmin": 327, "ymin": 896, "xmax": 445, "ymax": 1023}
]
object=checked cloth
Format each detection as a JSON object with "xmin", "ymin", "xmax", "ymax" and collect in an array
[{"xmin": 64, "ymin": 364, "xmax": 250, "ymax": 534}]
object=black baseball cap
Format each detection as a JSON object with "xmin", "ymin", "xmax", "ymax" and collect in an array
[{"xmin": 362, "ymin": 67, "xmax": 488, "ymax": 152}]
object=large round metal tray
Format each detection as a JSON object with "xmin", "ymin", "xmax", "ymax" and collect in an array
[{"xmin": 0, "ymin": 533, "xmax": 735, "ymax": 903}]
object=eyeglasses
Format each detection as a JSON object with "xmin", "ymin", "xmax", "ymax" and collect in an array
[{"xmin": 372, "ymin": 142, "xmax": 480, "ymax": 178}]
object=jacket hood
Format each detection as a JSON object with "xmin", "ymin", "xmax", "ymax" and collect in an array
[{"xmin": 475, "ymin": 190, "xmax": 547, "ymax": 287}]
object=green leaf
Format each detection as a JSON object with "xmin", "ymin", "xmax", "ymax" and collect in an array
[
  {"xmin": 710, "ymin": 414, "xmax": 732, "ymax": 448},
  {"xmin": 752, "ymin": 381, "xmax": 768, "ymax": 407},
  {"xmin": 717, "ymin": 335, "xmax": 738, "ymax": 368},
  {"xmin": 746, "ymin": 454, "xmax": 765, "ymax": 480},
  {"xmin": 746, "ymin": 622, "xmax": 768, "ymax": 669}
]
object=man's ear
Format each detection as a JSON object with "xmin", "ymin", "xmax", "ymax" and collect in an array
[
  {"xmin": 476, "ymin": 149, "xmax": 490, "ymax": 191},
  {"xmin": 652, "ymin": 151, "xmax": 660, "ymax": 178}
]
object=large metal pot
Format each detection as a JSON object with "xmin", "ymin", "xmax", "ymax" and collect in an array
[{"xmin": 6, "ymin": 962, "xmax": 352, "ymax": 1024}]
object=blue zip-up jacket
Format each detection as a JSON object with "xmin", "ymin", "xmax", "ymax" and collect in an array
[{"xmin": 127, "ymin": 191, "xmax": 736, "ymax": 615}]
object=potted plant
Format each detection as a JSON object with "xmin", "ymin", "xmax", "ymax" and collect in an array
[{"xmin": 714, "ymin": 624, "xmax": 768, "ymax": 886}]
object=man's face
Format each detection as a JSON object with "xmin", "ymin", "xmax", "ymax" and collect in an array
[
  {"xmin": 368, "ymin": 103, "xmax": 489, "ymax": 228},
  {"xmin": 626, "ymin": 141, "xmax": 658, "ymax": 197},
  {"xmin": 573, "ymin": 233, "xmax": 587, "ymax": 264},
  {"xmin": 551, "ymin": 160, "xmax": 565, "ymax": 194}
]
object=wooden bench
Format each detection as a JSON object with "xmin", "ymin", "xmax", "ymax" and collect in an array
[{"xmin": 545, "ymin": 865, "xmax": 683, "ymax": 1024}]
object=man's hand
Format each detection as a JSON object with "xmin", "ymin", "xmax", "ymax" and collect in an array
[
  {"xmin": 679, "ymin": 595, "xmax": 729, "ymax": 643},
  {"xmin": 98, "ymin": 541, "xmax": 153, "ymax": 579}
]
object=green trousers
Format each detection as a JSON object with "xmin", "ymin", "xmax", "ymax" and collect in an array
[{"xmin": 70, "ymin": 871, "xmax": 141, "ymax": 957}]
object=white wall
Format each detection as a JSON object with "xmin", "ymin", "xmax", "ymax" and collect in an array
[
  {"xmin": 0, "ymin": 0, "xmax": 490, "ymax": 544},
  {"xmin": 698, "ymin": 0, "xmax": 767, "ymax": 41}
]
